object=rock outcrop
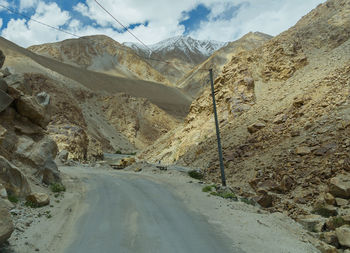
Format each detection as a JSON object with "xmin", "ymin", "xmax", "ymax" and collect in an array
[{"xmin": 0, "ymin": 199, "xmax": 14, "ymax": 245}]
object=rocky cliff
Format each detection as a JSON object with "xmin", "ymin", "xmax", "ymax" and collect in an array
[{"xmin": 140, "ymin": 2, "xmax": 350, "ymax": 250}]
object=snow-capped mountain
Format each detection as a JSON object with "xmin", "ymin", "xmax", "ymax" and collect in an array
[{"xmin": 124, "ymin": 36, "xmax": 227, "ymax": 83}]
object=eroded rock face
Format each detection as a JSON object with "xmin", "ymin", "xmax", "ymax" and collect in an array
[
  {"xmin": 0, "ymin": 156, "xmax": 31, "ymax": 197},
  {"xmin": 16, "ymin": 95, "xmax": 50, "ymax": 128},
  {"xmin": 0, "ymin": 199, "xmax": 14, "ymax": 246}
]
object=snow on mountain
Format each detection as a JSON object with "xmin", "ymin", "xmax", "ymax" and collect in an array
[{"xmin": 124, "ymin": 36, "xmax": 227, "ymax": 59}]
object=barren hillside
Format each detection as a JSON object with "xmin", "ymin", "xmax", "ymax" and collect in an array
[
  {"xmin": 28, "ymin": 35, "xmax": 172, "ymax": 86},
  {"xmin": 140, "ymin": 0, "xmax": 350, "ymax": 240},
  {"xmin": 177, "ymin": 32, "xmax": 272, "ymax": 99}
]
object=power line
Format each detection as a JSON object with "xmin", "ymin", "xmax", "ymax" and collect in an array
[
  {"xmin": 0, "ymin": 3, "xmax": 213, "ymax": 75},
  {"xmin": 93, "ymin": 0, "xmax": 154, "ymax": 53}
]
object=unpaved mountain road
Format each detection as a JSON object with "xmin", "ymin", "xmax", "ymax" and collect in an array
[{"xmin": 64, "ymin": 171, "xmax": 239, "ymax": 253}]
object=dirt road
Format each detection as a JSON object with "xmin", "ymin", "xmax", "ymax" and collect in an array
[{"xmin": 64, "ymin": 171, "xmax": 240, "ymax": 253}]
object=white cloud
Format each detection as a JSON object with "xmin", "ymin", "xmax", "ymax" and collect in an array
[
  {"xmin": 1, "ymin": 1, "xmax": 71, "ymax": 47},
  {"xmin": 0, "ymin": 18, "xmax": 2, "ymax": 29},
  {"xmin": 0, "ymin": 0, "xmax": 326, "ymax": 47},
  {"xmin": 19, "ymin": 0, "xmax": 39, "ymax": 11},
  {"xmin": 0, "ymin": 0, "xmax": 9, "ymax": 10},
  {"xmin": 191, "ymin": 0, "xmax": 326, "ymax": 41}
]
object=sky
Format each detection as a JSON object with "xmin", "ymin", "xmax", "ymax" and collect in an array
[{"xmin": 0, "ymin": 0, "xmax": 326, "ymax": 47}]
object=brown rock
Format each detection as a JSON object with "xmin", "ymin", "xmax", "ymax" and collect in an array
[
  {"xmin": 329, "ymin": 174, "xmax": 350, "ymax": 199},
  {"xmin": 322, "ymin": 231, "xmax": 338, "ymax": 246},
  {"xmin": 279, "ymin": 175, "xmax": 294, "ymax": 192},
  {"xmin": 335, "ymin": 198, "xmax": 348, "ymax": 207},
  {"xmin": 336, "ymin": 225, "xmax": 350, "ymax": 248},
  {"xmin": 255, "ymin": 193, "xmax": 273, "ymax": 208},
  {"xmin": 0, "ymin": 199, "xmax": 14, "ymax": 245},
  {"xmin": 26, "ymin": 193, "xmax": 50, "ymax": 207},
  {"xmin": 247, "ymin": 122, "xmax": 266, "ymax": 134},
  {"xmin": 297, "ymin": 214, "xmax": 326, "ymax": 232},
  {"xmin": 0, "ymin": 156, "xmax": 31, "ymax": 197},
  {"xmin": 325, "ymin": 193, "xmax": 336, "ymax": 205},
  {"xmin": 296, "ymin": 146, "xmax": 311, "ymax": 155},
  {"xmin": 15, "ymin": 95, "xmax": 50, "ymax": 128}
]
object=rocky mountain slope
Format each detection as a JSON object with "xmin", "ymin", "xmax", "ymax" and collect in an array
[
  {"xmin": 28, "ymin": 35, "xmax": 172, "ymax": 86},
  {"xmin": 140, "ymin": 0, "xmax": 350, "ymax": 250},
  {"xmin": 1, "ymin": 35, "xmax": 188, "ymax": 158},
  {"xmin": 125, "ymin": 36, "xmax": 227, "ymax": 83},
  {"xmin": 177, "ymin": 32, "xmax": 272, "ymax": 99}
]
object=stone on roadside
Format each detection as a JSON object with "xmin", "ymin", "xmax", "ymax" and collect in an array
[
  {"xmin": 247, "ymin": 122, "xmax": 266, "ymax": 134},
  {"xmin": 329, "ymin": 174, "xmax": 350, "ymax": 199},
  {"xmin": 0, "ymin": 184, "xmax": 7, "ymax": 199},
  {"xmin": 26, "ymin": 193, "xmax": 50, "ymax": 207},
  {"xmin": 336, "ymin": 225, "xmax": 350, "ymax": 248},
  {"xmin": 273, "ymin": 114, "xmax": 287, "ymax": 124},
  {"xmin": 255, "ymin": 193, "xmax": 273, "ymax": 208},
  {"xmin": 134, "ymin": 168, "xmax": 142, "ymax": 173},
  {"xmin": 322, "ymin": 231, "xmax": 338, "ymax": 247},
  {"xmin": 57, "ymin": 150, "xmax": 69, "ymax": 164}
]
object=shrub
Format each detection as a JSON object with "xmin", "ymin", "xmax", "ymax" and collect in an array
[
  {"xmin": 211, "ymin": 191, "xmax": 238, "ymax": 201},
  {"xmin": 202, "ymin": 186, "xmax": 213, "ymax": 192},
  {"xmin": 8, "ymin": 195, "xmax": 19, "ymax": 204},
  {"xmin": 331, "ymin": 217, "xmax": 345, "ymax": 229},
  {"xmin": 25, "ymin": 200, "xmax": 39, "ymax": 208},
  {"xmin": 115, "ymin": 150, "xmax": 122, "ymax": 154},
  {"xmin": 50, "ymin": 183, "xmax": 66, "ymax": 193},
  {"xmin": 188, "ymin": 170, "xmax": 204, "ymax": 180}
]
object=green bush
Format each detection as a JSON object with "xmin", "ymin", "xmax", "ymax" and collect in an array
[
  {"xmin": 115, "ymin": 150, "xmax": 122, "ymax": 154},
  {"xmin": 188, "ymin": 170, "xmax": 204, "ymax": 180},
  {"xmin": 331, "ymin": 217, "xmax": 345, "ymax": 228},
  {"xmin": 50, "ymin": 183, "xmax": 66, "ymax": 193},
  {"xmin": 211, "ymin": 191, "xmax": 238, "ymax": 201},
  {"xmin": 202, "ymin": 186, "xmax": 213, "ymax": 192},
  {"xmin": 25, "ymin": 200, "xmax": 39, "ymax": 208},
  {"xmin": 8, "ymin": 195, "xmax": 19, "ymax": 204}
]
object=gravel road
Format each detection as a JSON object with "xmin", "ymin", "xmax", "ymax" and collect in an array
[{"xmin": 64, "ymin": 172, "xmax": 241, "ymax": 253}]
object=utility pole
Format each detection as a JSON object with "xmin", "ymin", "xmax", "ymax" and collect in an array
[{"xmin": 209, "ymin": 69, "xmax": 226, "ymax": 187}]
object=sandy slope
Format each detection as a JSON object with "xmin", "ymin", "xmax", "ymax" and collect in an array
[{"xmin": 0, "ymin": 37, "xmax": 191, "ymax": 119}]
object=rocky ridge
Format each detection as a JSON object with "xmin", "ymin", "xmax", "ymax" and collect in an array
[
  {"xmin": 140, "ymin": 0, "xmax": 350, "ymax": 251},
  {"xmin": 28, "ymin": 35, "xmax": 172, "ymax": 86}
]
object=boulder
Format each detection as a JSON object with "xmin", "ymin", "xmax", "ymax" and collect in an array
[
  {"xmin": 336, "ymin": 225, "xmax": 350, "ymax": 248},
  {"xmin": 325, "ymin": 193, "xmax": 336, "ymax": 205},
  {"xmin": 335, "ymin": 198, "xmax": 348, "ymax": 207},
  {"xmin": 255, "ymin": 193, "xmax": 273, "ymax": 208},
  {"xmin": 322, "ymin": 231, "xmax": 338, "ymax": 247},
  {"xmin": 0, "ymin": 50, "xmax": 4, "ymax": 68},
  {"xmin": 297, "ymin": 214, "xmax": 326, "ymax": 232},
  {"xmin": 279, "ymin": 175, "xmax": 295, "ymax": 192},
  {"xmin": 41, "ymin": 159, "xmax": 60, "ymax": 185},
  {"xmin": 0, "ymin": 184, "xmax": 7, "ymax": 199},
  {"xmin": 0, "ymin": 156, "xmax": 31, "ymax": 197},
  {"xmin": 296, "ymin": 146, "xmax": 311, "ymax": 155},
  {"xmin": 57, "ymin": 150, "xmax": 69, "ymax": 164},
  {"xmin": 0, "ymin": 199, "xmax": 14, "ymax": 245},
  {"xmin": 0, "ymin": 78, "xmax": 7, "ymax": 92},
  {"xmin": 247, "ymin": 122, "xmax": 266, "ymax": 134},
  {"xmin": 0, "ymin": 68, "xmax": 11, "ymax": 78},
  {"xmin": 30, "ymin": 136, "xmax": 58, "ymax": 167},
  {"xmin": 16, "ymin": 95, "xmax": 50, "ymax": 128},
  {"xmin": 5, "ymin": 74, "xmax": 31, "ymax": 98},
  {"xmin": 329, "ymin": 174, "xmax": 350, "ymax": 199},
  {"xmin": 0, "ymin": 89, "xmax": 13, "ymax": 113},
  {"xmin": 26, "ymin": 193, "xmax": 50, "ymax": 207}
]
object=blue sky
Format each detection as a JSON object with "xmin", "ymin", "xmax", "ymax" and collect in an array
[{"xmin": 0, "ymin": 0, "xmax": 325, "ymax": 47}]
